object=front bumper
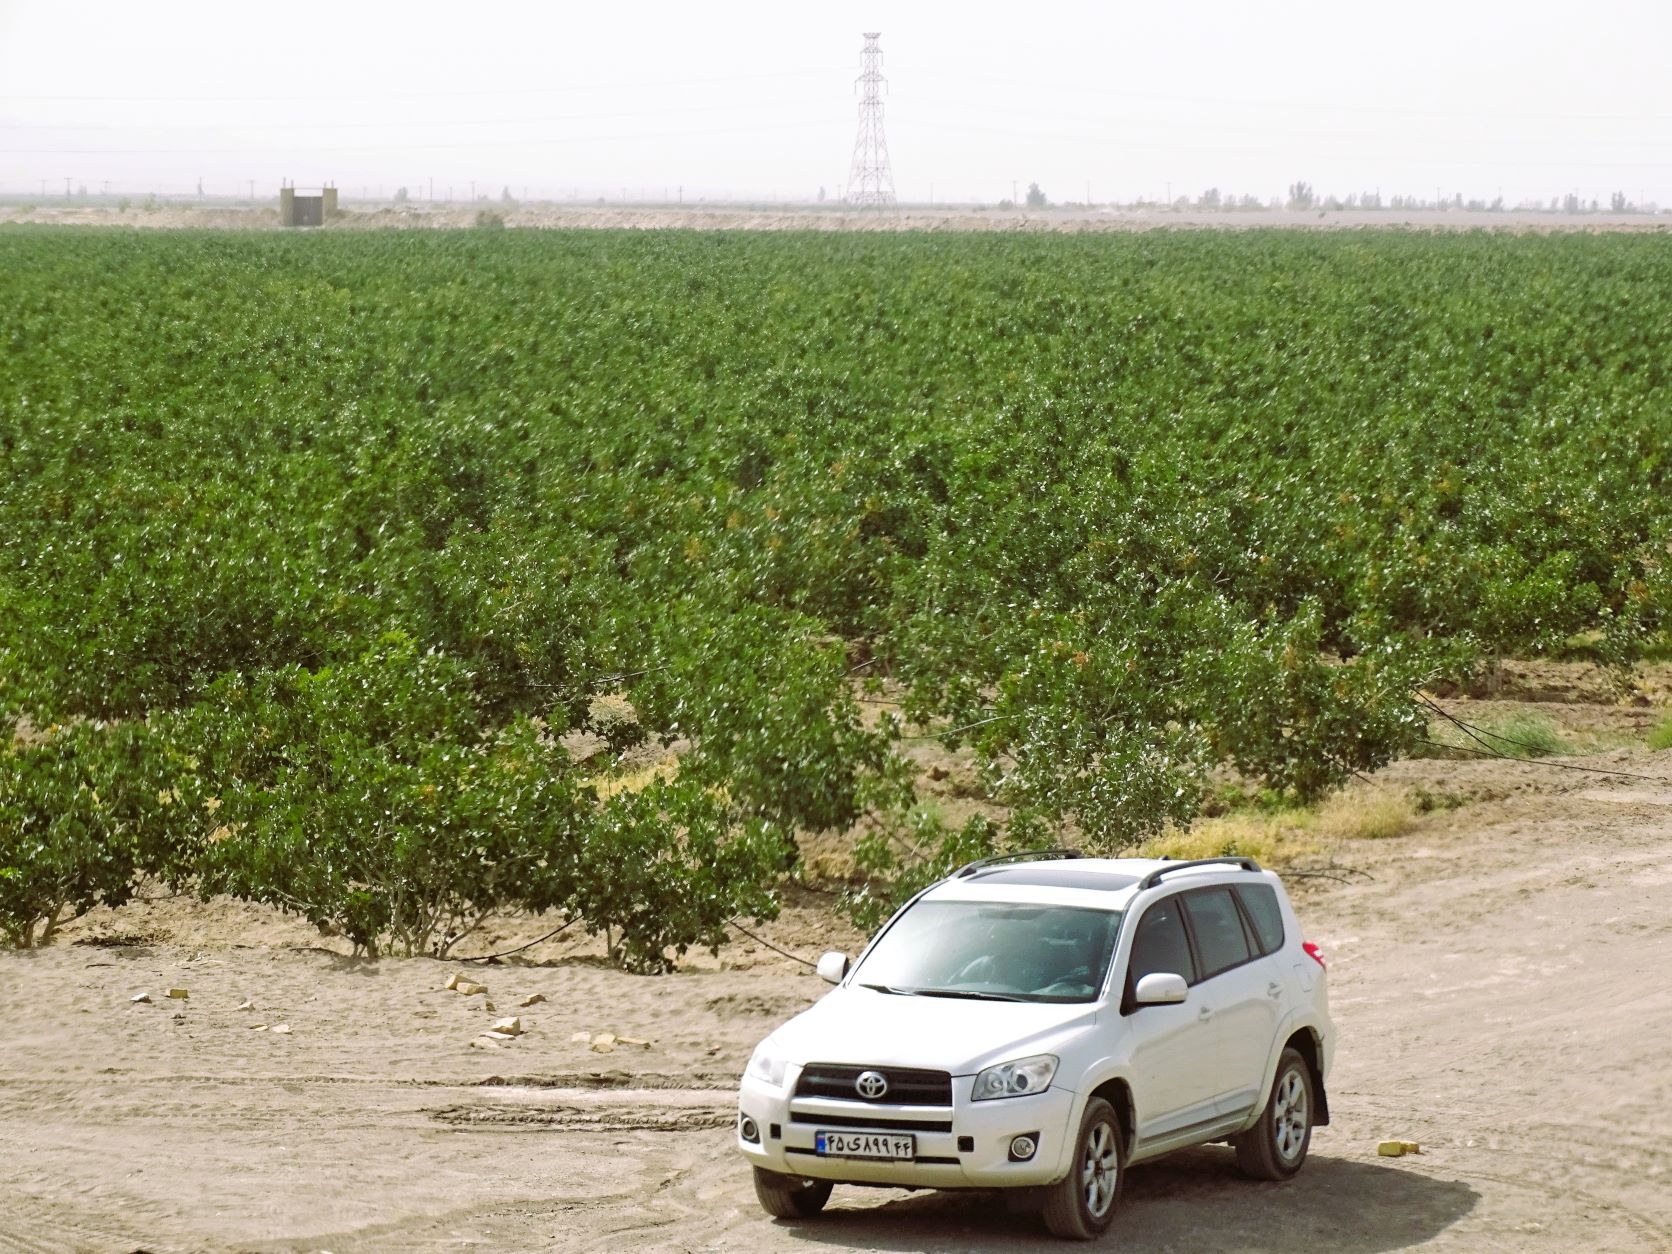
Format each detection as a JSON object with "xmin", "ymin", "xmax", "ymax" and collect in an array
[{"xmin": 737, "ymin": 1069, "xmax": 1079, "ymax": 1189}]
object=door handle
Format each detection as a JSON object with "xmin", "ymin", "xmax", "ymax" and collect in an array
[
  {"xmin": 1197, "ymin": 1005, "xmax": 1213, "ymax": 1021},
  {"xmin": 1267, "ymin": 982, "xmax": 1284, "ymax": 1000}
]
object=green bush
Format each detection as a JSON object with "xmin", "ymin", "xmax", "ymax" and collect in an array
[
  {"xmin": 182, "ymin": 633, "xmax": 590, "ymax": 956},
  {"xmin": 1650, "ymin": 714, "xmax": 1672, "ymax": 752},
  {"xmin": 4, "ymin": 228, "xmax": 1670, "ymax": 949},
  {"xmin": 575, "ymin": 777, "xmax": 791, "ymax": 972},
  {"xmin": 0, "ymin": 721, "xmax": 175, "ymax": 946},
  {"xmin": 628, "ymin": 605, "xmax": 911, "ymax": 838}
]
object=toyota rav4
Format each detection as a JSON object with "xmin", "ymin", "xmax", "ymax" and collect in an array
[{"xmin": 737, "ymin": 852, "xmax": 1333, "ymax": 1239}]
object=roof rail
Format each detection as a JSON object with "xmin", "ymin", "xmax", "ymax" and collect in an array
[
  {"xmin": 1135, "ymin": 857, "xmax": 1262, "ymax": 891},
  {"xmin": 952, "ymin": 848, "xmax": 1083, "ymax": 879}
]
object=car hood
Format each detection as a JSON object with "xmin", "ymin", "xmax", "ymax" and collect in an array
[{"xmin": 768, "ymin": 984, "xmax": 1099, "ymax": 1076}]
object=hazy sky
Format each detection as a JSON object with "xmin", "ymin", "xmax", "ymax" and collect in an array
[{"xmin": 4, "ymin": 1, "xmax": 1671, "ymax": 205}]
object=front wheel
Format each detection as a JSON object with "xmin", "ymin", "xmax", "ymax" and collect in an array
[
  {"xmin": 1234, "ymin": 1046, "xmax": 1314, "ymax": 1180},
  {"xmin": 1042, "ymin": 1096, "xmax": 1123, "ymax": 1240},
  {"xmin": 752, "ymin": 1166, "xmax": 833, "ymax": 1219}
]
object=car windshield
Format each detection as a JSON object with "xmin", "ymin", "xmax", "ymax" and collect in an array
[{"xmin": 854, "ymin": 900, "xmax": 1124, "ymax": 1004}]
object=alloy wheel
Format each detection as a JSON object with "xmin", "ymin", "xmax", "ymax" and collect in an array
[
  {"xmin": 1081, "ymin": 1121, "xmax": 1119, "ymax": 1217},
  {"xmin": 1273, "ymin": 1067, "xmax": 1309, "ymax": 1161}
]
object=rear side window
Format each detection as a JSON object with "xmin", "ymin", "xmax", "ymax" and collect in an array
[
  {"xmin": 1128, "ymin": 899, "xmax": 1197, "ymax": 989},
  {"xmin": 1234, "ymin": 884, "xmax": 1285, "ymax": 956},
  {"xmin": 1181, "ymin": 888, "xmax": 1254, "ymax": 979}
]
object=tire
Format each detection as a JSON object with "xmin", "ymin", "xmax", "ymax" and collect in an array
[
  {"xmin": 752, "ymin": 1166, "xmax": 833, "ymax": 1219},
  {"xmin": 1234, "ymin": 1047, "xmax": 1314, "ymax": 1180},
  {"xmin": 1042, "ymin": 1097, "xmax": 1123, "ymax": 1240}
]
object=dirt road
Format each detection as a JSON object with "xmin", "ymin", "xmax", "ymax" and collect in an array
[{"xmin": 2, "ymin": 752, "xmax": 1670, "ymax": 1252}]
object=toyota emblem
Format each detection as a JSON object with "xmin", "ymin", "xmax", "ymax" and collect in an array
[{"xmin": 855, "ymin": 1070, "xmax": 889, "ymax": 1100}]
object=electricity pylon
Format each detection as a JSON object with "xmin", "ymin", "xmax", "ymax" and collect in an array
[{"xmin": 846, "ymin": 33, "xmax": 896, "ymax": 207}]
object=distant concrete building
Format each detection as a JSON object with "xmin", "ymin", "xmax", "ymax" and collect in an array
[{"xmin": 278, "ymin": 182, "xmax": 338, "ymax": 227}]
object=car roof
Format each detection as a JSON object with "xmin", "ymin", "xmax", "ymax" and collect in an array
[{"xmin": 921, "ymin": 856, "xmax": 1274, "ymax": 912}]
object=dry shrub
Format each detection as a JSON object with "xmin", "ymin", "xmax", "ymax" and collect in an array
[
  {"xmin": 1141, "ymin": 786, "xmax": 1416, "ymax": 867},
  {"xmin": 1314, "ymin": 789, "xmax": 1416, "ymax": 841},
  {"xmin": 1139, "ymin": 810, "xmax": 1315, "ymax": 867}
]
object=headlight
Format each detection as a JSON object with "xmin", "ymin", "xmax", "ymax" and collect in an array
[
  {"xmin": 745, "ymin": 1040, "xmax": 788, "ymax": 1088},
  {"xmin": 971, "ymin": 1054, "xmax": 1058, "ymax": 1101}
]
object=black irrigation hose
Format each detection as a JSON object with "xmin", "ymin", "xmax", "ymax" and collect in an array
[
  {"xmin": 1414, "ymin": 734, "xmax": 1668, "ymax": 782},
  {"xmin": 1416, "ymin": 693, "xmax": 1574, "ymax": 758},
  {"xmin": 900, "ymin": 713, "xmax": 1012, "ymax": 743},
  {"xmin": 727, "ymin": 917, "xmax": 819, "ymax": 969},
  {"xmin": 1417, "ymin": 693, "xmax": 1670, "ymax": 781},
  {"xmin": 456, "ymin": 916, "xmax": 580, "ymax": 963}
]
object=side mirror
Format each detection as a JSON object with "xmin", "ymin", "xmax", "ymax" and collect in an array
[
  {"xmin": 816, "ymin": 951, "xmax": 850, "ymax": 985},
  {"xmin": 1133, "ymin": 972, "xmax": 1188, "ymax": 1006}
]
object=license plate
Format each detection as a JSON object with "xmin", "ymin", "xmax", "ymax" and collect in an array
[{"xmin": 814, "ymin": 1130, "xmax": 915, "ymax": 1160}]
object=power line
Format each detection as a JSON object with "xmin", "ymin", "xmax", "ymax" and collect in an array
[
  {"xmin": 0, "ymin": 116, "xmax": 849, "ymax": 157},
  {"xmin": 888, "ymin": 116, "xmax": 1672, "ymax": 172},
  {"xmin": 0, "ymin": 66, "xmax": 849, "ymax": 105},
  {"xmin": 888, "ymin": 94, "xmax": 1672, "ymax": 150},
  {"xmin": 0, "ymin": 98, "xmax": 830, "ymax": 134}
]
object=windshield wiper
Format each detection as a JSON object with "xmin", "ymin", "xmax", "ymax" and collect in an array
[
  {"xmin": 858, "ymin": 982, "xmax": 913, "ymax": 995},
  {"xmin": 903, "ymin": 987, "xmax": 1030, "ymax": 1002}
]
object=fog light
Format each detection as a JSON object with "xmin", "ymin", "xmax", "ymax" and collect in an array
[
  {"xmin": 740, "ymin": 1115, "xmax": 761, "ymax": 1144},
  {"xmin": 1008, "ymin": 1133, "xmax": 1038, "ymax": 1162}
]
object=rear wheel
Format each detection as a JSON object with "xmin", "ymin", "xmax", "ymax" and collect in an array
[
  {"xmin": 752, "ymin": 1166, "xmax": 833, "ymax": 1219},
  {"xmin": 1234, "ymin": 1047, "xmax": 1314, "ymax": 1180},
  {"xmin": 1042, "ymin": 1096, "xmax": 1122, "ymax": 1240}
]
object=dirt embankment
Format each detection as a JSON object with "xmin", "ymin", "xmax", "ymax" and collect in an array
[{"xmin": 2, "ymin": 665, "xmax": 1670, "ymax": 1251}]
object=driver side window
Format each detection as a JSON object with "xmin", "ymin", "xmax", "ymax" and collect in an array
[{"xmin": 1125, "ymin": 897, "xmax": 1197, "ymax": 1004}]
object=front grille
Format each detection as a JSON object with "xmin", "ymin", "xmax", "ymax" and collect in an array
[
  {"xmin": 794, "ymin": 1064, "xmax": 953, "ymax": 1107},
  {"xmin": 789, "ymin": 1112, "xmax": 953, "ymax": 1133}
]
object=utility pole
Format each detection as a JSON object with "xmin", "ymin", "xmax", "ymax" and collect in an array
[
  {"xmin": 845, "ymin": 33, "xmax": 897, "ymax": 207},
  {"xmin": 64, "ymin": 176, "xmax": 71, "ymax": 197},
  {"xmin": 470, "ymin": 179, "xmax": 476, "ymax": 202}
]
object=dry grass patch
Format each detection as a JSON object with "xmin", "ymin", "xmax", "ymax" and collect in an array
[
  {"xmin": 587, "ymin": 753, "xmax": 679, "ymax": 800},
  {"xmin": 1139, "ymin": 787, "xmax": 1417, "ymax": 867},
  {"xmin": 1139, "ymin": 810, "xmax": 1317, "ymax": 867},
  {"xmin": 1314, "ymin": 789, "xmax": 1417, "ymax": 841}
]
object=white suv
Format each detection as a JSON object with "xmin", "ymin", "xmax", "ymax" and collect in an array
[{"xmin": 737, "ymin": 852, "xmax": 1333, "ymax": 1240}]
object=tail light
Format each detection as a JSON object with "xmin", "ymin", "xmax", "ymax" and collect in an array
[{"xmin": 1303, "ymin": 941, "xmax": 1327, "ymax": 971}]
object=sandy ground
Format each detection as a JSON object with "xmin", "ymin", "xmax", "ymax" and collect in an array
[
  {"xmin": 6, "ymin": 203, "xmax": 1672, "ymax": 235},
  {"xmin": 4, "ymin": 714, "xmax": 1670, "ymax": 1252}
]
